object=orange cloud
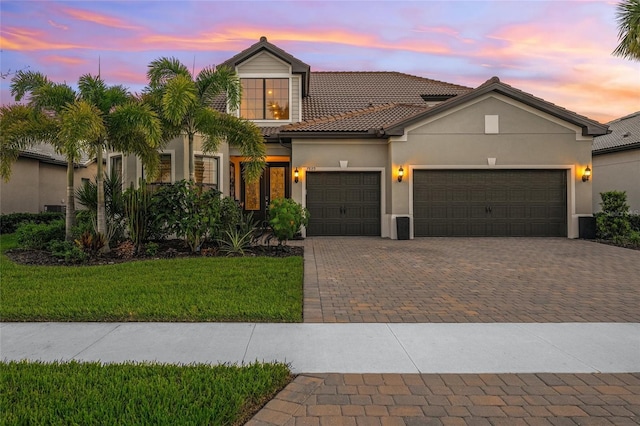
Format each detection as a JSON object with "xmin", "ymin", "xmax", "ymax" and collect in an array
[
  {"xmin": 0, "ymin": 27, "xmax": 84, "ymax": 50},
  {"xmin": 42, "ymin": 55, "xmax": 88, "ymax": 65},
  {"xmin": 62, "ymin": 8, "xmax": 142, "ymax": 30},
  {"xmin": 141, "ymin": 26, "xmax": 452, "ymax": 56}
]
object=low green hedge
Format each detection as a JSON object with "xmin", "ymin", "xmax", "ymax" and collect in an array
[{"xmin": 0, "ymin": 212, "xmax": 64, "ymax": 234}]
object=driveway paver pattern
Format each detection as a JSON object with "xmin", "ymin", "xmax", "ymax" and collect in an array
[
  {"xmin": 302, "ymin": 237, "xmax": 640, "ymax": 323},
  {"xmin": 247, "ymin": 373, "xmax": 640, "ymax": 426}
]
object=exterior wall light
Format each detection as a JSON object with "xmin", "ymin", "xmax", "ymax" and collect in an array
[
  {"xmin": 582, "ymin": 166, "xmax": 591, "ymax": 182},
  {"xmin": 294, "ymin": 167, "xmax": 299, "ymax": 183},
  {"xmin": 397, "ymin": 166, "xmax": 404, "ymax": 183}
]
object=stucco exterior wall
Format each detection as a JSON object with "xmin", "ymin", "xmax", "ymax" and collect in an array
[
  {"xmin": 389, "ymin": 95, "xmax": 594, "ymax": 238},
  {"xmin": 593, "ymin": 149, "xmax": 640, "ymax": 214},
  {"xmin": 1, "ymin": 157, "xmax": 97, "ymax": 214}
]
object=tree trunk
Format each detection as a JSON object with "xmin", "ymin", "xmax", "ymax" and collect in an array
[
  {"xmin": 95, "ymin": 147, "xmax": 110, "ymax": 252},
  {"xmin": 65, "ymin": 159, "xmax": 76, "ymax": 242},
  {"xmin": 188, "ymin": 132, "xmax": 195, "ymax": 181}
]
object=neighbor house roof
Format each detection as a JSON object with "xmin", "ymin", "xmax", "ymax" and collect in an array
[
  {"xmin": 20, "ymin": 143, "xmax": 94, "ymax": 167},
  {"xmin": 593, "ymin": 111, "xmax": 640, "ymax": 155}
]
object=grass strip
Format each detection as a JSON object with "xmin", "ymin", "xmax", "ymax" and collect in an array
[
  {"xmin": 0, "ymin": 234, "xmax": 303, "ymax": 322},
  {"xmin": 0, "ymin": 360, "xmax": 292, "ymax": 425}
]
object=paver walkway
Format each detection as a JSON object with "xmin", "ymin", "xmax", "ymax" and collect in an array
[
  {"xmin": 302, "ymin": 237, "xmax": 640, "ymax": 323},
  {"xmin": 248, "ymin": 373, "xmax": 640, "ymax": 426}
]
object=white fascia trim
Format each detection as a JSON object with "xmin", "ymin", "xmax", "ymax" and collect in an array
[
  {"xmin": 300, "ymin": 166, "xmax": 387, "ymax": 238},
  {"xmin": 407, "ymin": 164, "xmax": 577, "ymax": 238},
  {"xmin": 194, "ymin": 151, "xmax": 224, "ymax": 194}
]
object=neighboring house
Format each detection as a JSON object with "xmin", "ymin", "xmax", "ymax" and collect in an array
[
  {"xmin": 113, "ymin": 36, "xmax": 608, "ymax": 239},
  {"xmin": 592, "ymin": 111, "xmax": 640, "ymax": 215},
  {"xmin": 0, "ymin": 143, "xmax": 97, "ymax": 214}
]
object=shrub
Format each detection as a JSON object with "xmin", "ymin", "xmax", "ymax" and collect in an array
[
  {"xmin": 16, "ymin": 220, "xmax": 65, "ymax": 250},
  {"xmin": 74, "ymin": 231, "xmax": 106, "ymax": 256},
  {"xmin": 268, "ymin": 198, "xmax": 309, "ymax": 245},
  {"xmin": 75, "ymin": 171, "xmax": 126, "ymax": 245},
  {"xmin": 0, "ymin": 212, "xmax": 64, "ymax": 234},
  {"xmin": 596, "ymin": 191, "xmax": 631, "ymax": 239},
  {"xmin": 151, "ymin": 181, "xmax": 243, "ymax": 252},
  {"xmin": 145, "ymin": 242, "xmax": 159, "ymax": 256},
  {"xmin": 48, "ymin": 240, "xmax": 88, "ymax": 263},
  {"xmin": 629, "ymin": 214, "xmax": 640, "ymax": 232}
]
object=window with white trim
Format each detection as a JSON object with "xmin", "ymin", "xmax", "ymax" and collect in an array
[
  {"xmin": 195, "ymin": 155, "xmax": 219, "ymax": 189},
  {"xmin": 240, "ymin": 78, "xmax": 289, "ymax": 120}
]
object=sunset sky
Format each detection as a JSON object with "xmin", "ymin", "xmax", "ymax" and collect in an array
[{"xmin": 1, "ymin": 0, "xmax": 638, "ymax": 124}]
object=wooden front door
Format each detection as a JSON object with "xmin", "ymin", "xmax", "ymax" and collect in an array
[{"xmin": 241, "ymin": 162, "xmax": 290, "ymax": 224}]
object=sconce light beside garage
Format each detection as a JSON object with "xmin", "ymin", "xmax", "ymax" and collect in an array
[
  {"xmin": 294, "ymin": 168, "xmax": 299, "ymax": 183},
  {"xmin": 582, "ymin": 166, "xmax": 591, "ymax": 182},
  {"xmin": 397, "ymin": 166, "xmax": 404, "ymax": 183}
]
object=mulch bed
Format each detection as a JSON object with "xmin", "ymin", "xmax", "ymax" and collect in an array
[{"xmin": 5, "ymin": 239, "xmax": 303, "ymax": 267}]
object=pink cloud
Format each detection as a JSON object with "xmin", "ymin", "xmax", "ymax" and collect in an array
[
  {"xmin": 62, "ymin": 8, "xmax": 142, "ymax": 30},
  {"xmin": 0, "ymin": 26, "xmax": 85, "ymax": 51},
  {"xmin": 48, "ymin": 20, "xmax": 68, "ymax": 31},
  {"xmin": 41, "ymin": 55, "xmax": 88, "ymax": 66}
]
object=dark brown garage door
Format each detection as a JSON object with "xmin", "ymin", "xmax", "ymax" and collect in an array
[
  {"xmin": 306, "ymin": 172, "xmax": 380, "ymax": 236},
  {"xmin": 414, "ymin": 170, "xmax": 567, "ymax": 237}
]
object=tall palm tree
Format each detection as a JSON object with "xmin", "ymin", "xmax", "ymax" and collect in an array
[
  {"xmin": 5, "ymin": 71, "xmax": 105, "ymax": 240},
  {"xmin": 613, "ymin": 0, "xmax": 640, "ymax": 60},
  {"xmin": 146, "ymin": 57, "xmax": 266, "ymax": 183},
  {"xmin": 76, "ymin": 74, "xmax": 162, "ymax": 248}
]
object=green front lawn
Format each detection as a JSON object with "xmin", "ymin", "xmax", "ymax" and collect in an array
[
  {"xmin": 0, "ymin": 234, "xmax": 303, "ymax": 322},
  {"xmin": 1, "ymin": 360, "xmax": 291, "ymax": 425}
]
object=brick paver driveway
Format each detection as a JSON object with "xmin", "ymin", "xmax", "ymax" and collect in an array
[{"xmin": 302, "ymin": 237, "xmax": 640, "ymax": 323}]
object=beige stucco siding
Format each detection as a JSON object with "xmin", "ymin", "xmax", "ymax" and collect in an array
[
  {"xmin": 593, "ymin": 149, "xmax": 640, "ymax": 214},
  {"xmin": 1, "ymin": 157, "xmax": 96, "ymax": 214},
  {"xmin": 237, "ymin": 51, "xmax": 290, "ymax": 74},
  {"xmin": 386, "ymin": 95, "xmax": 594, "ymax": 238}
]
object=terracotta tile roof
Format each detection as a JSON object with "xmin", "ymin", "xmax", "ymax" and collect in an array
[
  {"xmin": 302, "ymin": 72, "xmax": 470, "ymax": 121},
  {"xmin": 593, "ymin": 111, "xmax": 640, "ymax": 153},
  {"xmin": 280, "ymin": 103, "xmax": 430, "ymax": 133}
]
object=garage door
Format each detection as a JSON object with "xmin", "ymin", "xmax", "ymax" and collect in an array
[
  {"xmin": 306, "ymin": 172, "xmax": 380, "ymax": 236},
  {"xmin": 414, "ymin": 170, "xmax": 567, "ymax": 237}
]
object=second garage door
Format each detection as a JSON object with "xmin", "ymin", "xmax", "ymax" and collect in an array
[
  {"xmin": 306, "ymin": 172, "xmax": 381, "ymax": 236},
  {"xmin": 414, "ymin": 169, "xmax": 567, "ymax": 237}
]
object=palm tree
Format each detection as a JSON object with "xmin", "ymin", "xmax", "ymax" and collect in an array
[
  {"xmin": 76, "ymin": 74, "xmax": 162, "ymax": 249},
  {"xmin": 4, "ymin": 71, "xmax": 105, "ymax": 240},
  {"xmin": 146, "ymin": 57, "xmax": 266, "ymax": 183},
  {"xmin": 613, "ymin": 0, "xmax": 640, "ymax": 60},
  {"xmin": 4, "ymin": 71, "xmax": 162, "ymax": 247}
]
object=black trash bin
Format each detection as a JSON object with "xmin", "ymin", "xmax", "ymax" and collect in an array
[
  {"xmin": 396, "ymin": 216, "xmax": 410, "ymax": 240},
  {"xmin": 579, "ymin": 216, "xmax": 596, "ymax": 239}
]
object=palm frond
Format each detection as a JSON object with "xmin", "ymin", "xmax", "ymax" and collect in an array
[
  {"xmin": 107, "ymin": 102, "xmax": 163, "ymax": 151},
  {"xmin": 162, "ymin": 74, "xmax": 197, "ymax": 126},
  {"xmin": 0, "ymin": 104, "xmax": 59, "ymax": 181},
  {"xmin": 613, "ymin": 0, "xmax": 640, "ymax": 60},
  {"xmin": 32, "ymin": 83, "xmax": 77, "ymax": 114},
  {"xmin": 78, "ymin": 74, "xmax": 108, "ymax": 109},
  {"xmin": 58, "ymin": 100, "xmax": 105, "ymax": 160},
  {"xmin": 10, "ymin": 70, "xmax": 49, "ymax": 101},
  {"xmin": 196, "ymin": 65, "xmax": 241, "ymax": 109},
  {"xmin": 147, "ymin": 57, "xmax": 191, "ymax": 88}
]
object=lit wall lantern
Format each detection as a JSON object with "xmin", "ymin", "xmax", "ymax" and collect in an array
[
  {"xmin": 397, "ymin": 166, "xmax": 404, "ymax": 183},
  {"xmin": 294, "ymin": 167, "xmax": 299, "ymax": 183},
  {"xmin": 582, "ymin": 166, "xmax": 591, "ymax": 182}
]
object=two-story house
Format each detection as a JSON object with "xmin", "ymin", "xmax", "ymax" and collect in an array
[{"xmin": 111, "ymin": 36, "xmax": 608, "ymax": 239}]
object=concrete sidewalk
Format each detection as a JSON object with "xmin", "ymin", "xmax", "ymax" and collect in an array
[{"xmin": 2, "ymin": 322, "xmax": 639, "ymax": 373}]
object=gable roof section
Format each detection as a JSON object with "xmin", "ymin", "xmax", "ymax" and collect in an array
[
  {"xmin": 218, "ymin": 36, "xmax": 311, "ymax": 96},
  {"xmin": 302, "ymin": 72, "xmax": 470, "ymax": 121},
  {"xmin": 280, "ymin": 103, "xmax": 430, "ymax": 136},
  {"xmin": 384, "ymin": 77, "xmax": 609, "ymax": 137},
  {"xmin": 593, "ymin": 111, "xmax": 640, "ymax": 155}
]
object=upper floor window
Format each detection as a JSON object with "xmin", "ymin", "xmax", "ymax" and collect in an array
[
  {"xmin": 240, "ymin": 78, "xmax": 289, "ymax": 120},
  {"xmin": 143, "ymin": 153, "xmax": 172, "ymax": 184}
]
